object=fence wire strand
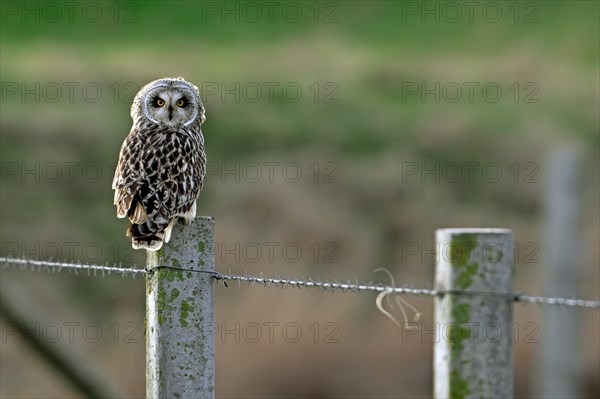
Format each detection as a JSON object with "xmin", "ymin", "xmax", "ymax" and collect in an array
[
  {"xmin": 1, "ymin": 257, "xmax": 598, "ymax": 309},
  {"xmin": 0, "ymin": 257, "xmax": 146, "ymax": 278}
]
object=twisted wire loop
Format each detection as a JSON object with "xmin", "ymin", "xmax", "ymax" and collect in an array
[
  {"xmin": 145, "ymin": 265, "xmax": 228, "ymax": 286},
  {"xmin": 1, "ymin": 257, "xmax": 599, "ymax": 309}
]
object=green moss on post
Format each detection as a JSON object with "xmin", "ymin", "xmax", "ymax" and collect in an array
[
  {"xmin": 146, "ymin": 217, "xmax": 215, "ymax": 399},
  {"xmin": 434, "ymin": 228, "xmax": 514, "ymax": 399}
]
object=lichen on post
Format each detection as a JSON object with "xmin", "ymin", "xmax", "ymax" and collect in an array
[
  {"xmin": 145, "ymin": 216, "xmax": 215, "ymax": 399},
  {"xmin": 434, "ymin": 228, "xmax": 514, "ymax": 399}
]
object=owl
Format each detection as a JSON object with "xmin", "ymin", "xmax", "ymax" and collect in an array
[{"xmin": 112, "ymin": 77, "xmax": 207, "ymax": 251}]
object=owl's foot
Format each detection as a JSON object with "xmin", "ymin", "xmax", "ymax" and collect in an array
[
  {"xmin": 127, "ymin": 224, "xmax": 164, "ymax": 251},
  {"xmin": 131, "ymin": 235, "xmax": 164, "ymax": 251}
]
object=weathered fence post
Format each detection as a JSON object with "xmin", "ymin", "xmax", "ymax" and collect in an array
[
  {"xmin": 534, "ymin": 147, "xmax": 585, "ymax": 397},
  {"xmin": 146, "ymin": 216, "xmax": 215, "ymax": 399},
  {"xmin": 434, "ymin": 228, "xmax": 514, "ymax": 399}
]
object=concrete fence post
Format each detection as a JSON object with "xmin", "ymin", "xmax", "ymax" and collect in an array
[
  {"xmin": 145, "ymin": 216, "xmax": 215, "ymax": 399},
  {"xmin": 434, "ymin": 228, "xmax": 514, "ymax": 399},
  {"xmin": 534, "ymin": 147, "xmax": 585, "ymax": 397}
]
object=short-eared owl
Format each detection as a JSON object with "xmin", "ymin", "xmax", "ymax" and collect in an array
[{"xmin": 112, "ymin": 77, "xmax": 206, "ymax": 251}]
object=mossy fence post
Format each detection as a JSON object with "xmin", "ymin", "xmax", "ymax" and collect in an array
[
  {"xmin": 145, "ymin": 216, "xmax": 215, "ymax": 399},
  {"xmin": 434, "ymin": 228, "xmax": 514, "ymax": 399}
]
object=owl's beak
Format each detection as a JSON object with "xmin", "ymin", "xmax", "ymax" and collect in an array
[{"xmin": 168, "ymin": 106, "xmax": 174, "ymax": 120}]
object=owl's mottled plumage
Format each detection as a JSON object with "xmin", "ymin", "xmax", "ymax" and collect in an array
[{"xmin": 112, "ymin": 77, "xmax": 206, "ymax": 251}]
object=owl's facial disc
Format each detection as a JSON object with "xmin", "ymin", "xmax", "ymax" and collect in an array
[{"xmin": 144, "ymin": 86, "xmax": 198, "ymax": 127}]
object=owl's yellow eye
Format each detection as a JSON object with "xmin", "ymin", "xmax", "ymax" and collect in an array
[
  {"xmin": 155, "ymin": 98, "xmax": 165, "ymax": 107},
  {"xmin": 176, "ymin": 99, "xmax": 186, "ymax": 107}
]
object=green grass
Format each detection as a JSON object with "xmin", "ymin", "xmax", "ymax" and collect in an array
[
  {"xmin": 2, "ymin": 2, "xmax": 598, "ymax": 53},
  {"xmin": 1, "ymin": 0, "xmax": 598, "ymax": 261}
]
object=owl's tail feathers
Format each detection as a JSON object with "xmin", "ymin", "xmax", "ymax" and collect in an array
[{"xmin": 126, "ymin": 224, "xmax": 165, "ymax": 251}]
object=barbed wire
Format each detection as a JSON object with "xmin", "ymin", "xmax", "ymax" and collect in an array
[
  {"xmin": 1, "ymin": 257, "xmax": 599, "ymax": 310},
  {"xmin": 215, "ymin": 271, "xmax": 600, "ymax": 309},
  {"xmin": 0, "ymin": 257, "xmax": 146, "ymax": 277},
  {"xmin": 216, "ymin": 270, "xmax": 438, "ymax": 296}
]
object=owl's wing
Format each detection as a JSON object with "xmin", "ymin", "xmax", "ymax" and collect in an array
[{"xmin": 112, "ymin": 129, "xmax": 147, "ymax": 223}]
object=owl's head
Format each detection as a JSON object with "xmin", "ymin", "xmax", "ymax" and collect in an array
[{"xmin": 132, "ymin": 77, "xmax": 205, "ymax": 128}]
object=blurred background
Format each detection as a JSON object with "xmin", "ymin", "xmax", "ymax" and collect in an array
[{"xmin": 1, "ymin": 1, "xmax": 598, "ymax": 398}]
